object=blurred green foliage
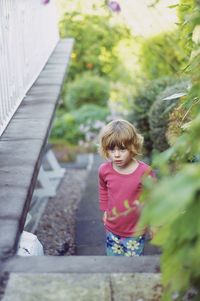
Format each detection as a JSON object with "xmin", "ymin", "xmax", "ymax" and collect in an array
[
  {"xmin": 72, "ymin": 103, "xmax": 109, "ymax": 124},
  {"xmin": 50, "ymin": 112, "xmax": 83, "ymax": 144},
  {"xmin": 149, "ymin": 80, "xmax": 189, "ymax": 152},
  {"xmin": 51, "ymin": 104, "xmax": 109, "ymax": 145},
  {"xmin": 139, "ymin": 1, "xmax": 200, "ymax": 300},
  {"xmin": 178, "ymin": 0, "xmax": 196, "ymax": 57},
  {"xmin": 139, "ymin": 30, "xmax": 188, "ymax": 80},
  {"xmin": 127, "ymin": 77, "xmax": 176, "ymax": 155},
  {"xmin": 51, "ymin": 6, "xmax": 136, "ymax": 145},
  {"xmin": 59, "ymin": 11, "xmax": 132, "ymax": 81},
  {"xmin": 63, "ymin": 73, "xmax": 110, "ymax": 110}
]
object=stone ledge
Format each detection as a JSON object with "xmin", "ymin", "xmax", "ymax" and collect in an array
[
  {"xmin": 3, "ymin": 256, "xmax": 160, "ymax": 274},
  {"xmin": 0, "ymin": 39, "xmax": 74, "ymax": 261}
]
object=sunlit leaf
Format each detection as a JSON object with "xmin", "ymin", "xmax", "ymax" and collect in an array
[
  {"xmin": 112, "ymin": 207, "xmax": 119, "ymax": 216},
  {"xmin": 168, "ymin": 4, "xmax": 179, "ymax": 9},
  {"xmin": 123, "ymin": 199, "xmax": 130, "ymax": 209}
]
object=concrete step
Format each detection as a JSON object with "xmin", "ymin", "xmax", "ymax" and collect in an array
[
  {"xmin": 2, "ymin": 272, "xmax": 161, "ymax": 301},
  {"xmin": 2, "ymin": 256, "xmax": 161, "ymax": 300}
]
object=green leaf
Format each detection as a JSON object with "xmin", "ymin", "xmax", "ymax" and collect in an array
[
  {"xmin": 112, "ymin": 207, "xmax": 119, "ymax": 217},
  {"xmin": 123, "ymin": 199, "xmax": 130, "ymax": 209},
  {"xmin": 168, "ymin": 4, "xmax": 179, "ymax": 9}
]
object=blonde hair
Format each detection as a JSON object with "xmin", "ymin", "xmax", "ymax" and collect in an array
[{"xmin": 99, "ymin": 119, "xmax": 144, "ymax": 159}]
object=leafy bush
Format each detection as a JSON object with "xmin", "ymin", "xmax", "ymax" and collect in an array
[
  {"xmin": 166, "ymin": 100, "xmax": 191, "ymax": 147},
  {"xmin": 72, "ymin": 103, "xmax": 109, "ymax": 125},
  {"xmin": 139, "ymin": 1, "xmax": 200, "ymax": 298},
  {"xmin": 139, "ymin": 30, "xmax": 188, "ymax": 80},
  {"xmin": 59, "ymin": 12, "xmax": 132, "ymax": 80},
  {"xmin": 63, "ymin": 73, "xmax": 110, "ymax": 110},
  {"xmin": 149, "ymin": 80, "xmax": 190, "ymax": 152},
  {"xmin": 74, "ymin": 104, "xmax": 110, "ymax": 143},
  {"xmin": 50, "ymin": 104, "xmax": 110, "ymax": 145},
  {"xmin": 50, "ymin": 113, "xmax": 84, "ymax": 145},
  {"xmin": 127, "ymin": 77, "xmax": 176, "ymax": 155},
  {"xmin": 178, "ymin": 0, "xmax": 195, "ymax": 59}
]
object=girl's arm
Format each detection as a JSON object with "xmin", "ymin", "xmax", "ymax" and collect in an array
[
  {"xmin": 98, "ymin": 168, "xmax": 108, "ymax": 212},
  {"xmin": 102, "ymin": 211, "xmax": 107, "ymax": 224}
]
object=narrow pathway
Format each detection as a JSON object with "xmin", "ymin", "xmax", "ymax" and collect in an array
[{"xmin": 75, "ymin": 154, "xmax": 106, "ymax": 255}]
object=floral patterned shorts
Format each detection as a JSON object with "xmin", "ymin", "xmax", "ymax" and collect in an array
[{"xmin": 106, "ymin": 230, "xmax": 145, "ymax": 256}]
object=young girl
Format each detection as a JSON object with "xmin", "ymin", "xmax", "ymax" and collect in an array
[{"xmin": 98, "ymin": 119, "xmax": 154, "ymax": 256}]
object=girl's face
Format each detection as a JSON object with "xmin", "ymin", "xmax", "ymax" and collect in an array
[{"xmin": 107, "ymin": 146, "xmax": 133, "ymax": 169}]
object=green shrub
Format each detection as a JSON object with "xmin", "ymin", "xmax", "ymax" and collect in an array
[
  {"xmin": 63, "ymin": 73, "xmax": 110, "ymax": 110},
  {"xmin": 74, "ymin": 104, "xmax": 110, "ymax": 143},
  {"xmin": 50, "ymin": 104, "xmax": 110, "ymax": 145},
  {"xmin": 127, "ymin": 77, "xmax": 176, "ymax": 155},
  {"xmin": 140, "ymin": 2, "xmax": 200, "ymax": 299},
  {"xmin": 149, "ymin": 80, "xmax": 190, "ymax": 152},
  {"xmin": 178, "ymin": 0, "xmax": 195, "ymax": 59},
  {"xmin": 50, "ymin": 113, "xmax": 84, "ymax": 145},
  {"xmin": 72, "ymin": 103, "xmax": 109, "ymax": 125},
  {"xmin": 59, "ymin": 12, "xmax": 132, "ymax": 80},
  {"xmin": 139, "ymin": 30, "xmax": 188, "ymax": 80}
]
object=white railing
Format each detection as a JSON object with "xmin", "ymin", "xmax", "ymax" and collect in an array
[{"xmin": 0, "ymin": 0, "xmax": 59, "ymax": 136}]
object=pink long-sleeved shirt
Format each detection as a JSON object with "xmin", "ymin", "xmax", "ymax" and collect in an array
[{"xmin": 98, "ymin": 160, "xmax": 154, "ymax": 237}]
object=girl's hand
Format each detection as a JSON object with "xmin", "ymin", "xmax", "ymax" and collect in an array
[
  {"xmin": 146, "ymin": 227, "xmax": 157, "ymax": 240},
  {"xmin": 147, "ymin": 229, "xmax": 154, "ymax": 240},
  {"xmin": 102, "ymin": 212, "xmax": 107, "ymax": 224}
]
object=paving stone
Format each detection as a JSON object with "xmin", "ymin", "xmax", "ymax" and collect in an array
[
  {"xmin": 111, "ymin": 273, "xmax": 162, "ymax": 301},
  {"xmin": 2, "ymin": 273, "xmax": 162, "ymax": 301},
  {"xmin": 2, "ymin": 273, "xmax": 111, "ymax": 301}
]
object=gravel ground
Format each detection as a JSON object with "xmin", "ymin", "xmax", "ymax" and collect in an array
[{"xmin": 35, "ymin": 168, "xmax": 87, "ymax": 256}]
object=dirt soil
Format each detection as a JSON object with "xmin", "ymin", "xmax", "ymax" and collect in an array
[{"xmin": 36, "ymin": 168, "xmax": 87, "ymax": 256}]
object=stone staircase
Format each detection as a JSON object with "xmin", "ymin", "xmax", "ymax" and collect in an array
[{"xmin": 2, "ymin": 256, "xmax": 161, "ymax": 301}]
